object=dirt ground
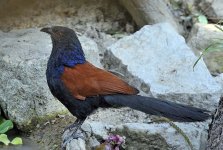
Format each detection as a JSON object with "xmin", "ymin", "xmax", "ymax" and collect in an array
[{"xmin": 28, "ymin": 114, "xmax": 75, "ymax": 150}]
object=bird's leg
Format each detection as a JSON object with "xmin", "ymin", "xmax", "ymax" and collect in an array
[
  {"xmin": 62, "ymin": 118, "xmax": 86, "ymax": 149},
  {"xmin": 63, "ymin": 118, "xmax": 85, "ymax": 132}
]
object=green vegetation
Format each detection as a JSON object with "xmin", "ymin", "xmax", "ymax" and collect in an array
[
  {"xmin": 197, "ymin": 15, "xmax": 208, "ymax": 24},
  {"xmin": 193, "ymin": 21, "xmax": 223, "ymax": 69},
  {"xmin": 0, "ymin": 117, "xmax": 22, "ymax": 146}
]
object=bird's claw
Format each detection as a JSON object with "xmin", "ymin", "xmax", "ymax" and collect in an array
[
  {"xmin": 63, "ymin": 123, "xmax": 79, "ymax": 133},
  {"xmin": 62, "ymin": 129, "xmax": 85, "ymax": 149},
  {"xmin": 62, "ymin": 119, "xmax": 86, "ymax": 149},
  {"xmin": 63, "ymin": 118, "xmax": 85, "ymax": 132}
]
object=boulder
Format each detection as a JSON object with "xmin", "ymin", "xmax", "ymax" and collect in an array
[
  {"xmin": 199, "ymin": 0, "xmax": 223, "ymax": 22},
  {"xmin": 0, "ymin": 28, "xmax": 102, "ymax": 131},
  {"xmin": 187, "ymin": 23, "xmax": 223, "ymax": 75},
  {"xmin": 63, "ymin": 120, "xmax": 209, "ymax": 150},
  {"xmin": 119, "ymin": 0, "xmax": 184, "ymax": 34},
  {"xmin": 105, "ymin": 22, "xmax": 221, "ymax": 111}
]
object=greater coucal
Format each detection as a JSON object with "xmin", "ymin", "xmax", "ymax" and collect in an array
[{"xmin": 40, "ymin": 26, "xmax": 210, "ymax": 145}]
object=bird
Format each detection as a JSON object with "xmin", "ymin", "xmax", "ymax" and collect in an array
[{"xmin": 40, "ymin": 26, "xmax": 210, "ymax": 147}]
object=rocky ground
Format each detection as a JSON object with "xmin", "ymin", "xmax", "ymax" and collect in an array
[{"xmin": 0, "ymin": 0, "xmax": 223, "ymax": 150}]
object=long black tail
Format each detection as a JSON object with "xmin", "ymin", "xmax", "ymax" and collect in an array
[{"xmin": 103, "ymin": 95, "xmax": 210, "ymax": 122}]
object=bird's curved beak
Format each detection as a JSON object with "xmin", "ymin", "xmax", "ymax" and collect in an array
[{"xmin": 40, "ymin": 27, "xmax": 52, "ymax": 34}]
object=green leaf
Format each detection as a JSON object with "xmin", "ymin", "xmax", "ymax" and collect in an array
[
  {"xmin": 193, "ymin": 41, "xmax": 223, "ymax": 69},
  {"xmin": 193, "ymin": 44, "xmax": 215, "ymax": 69},
  {"xmin": 215, "ymin": 25, "xmax": 223, "ymax": 32},
  {"xmin": 11, "ymin": 137, "xmax": 23, "ymax": 145},
  {"xmin": 0, "ymin": 120, "xmax": 13, "ymax": 134},
  {"xmin": 198, "ymin": 15, "xmax": 208, "ymax": 24},
  {"xmin": 0, "ymin": 134, "xmax": 10, "ymax": 145}
]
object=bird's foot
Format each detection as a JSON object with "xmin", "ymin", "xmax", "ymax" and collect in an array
[
  {"xmin": 63, "ymin": 122, "xmax": 80, "ymax": 132},
  {"xmin": 62, "ymin": 119, "xmax": 86, "ymax": 149},
  {"xmin": 63, "ymin": 118, "xmax": 85, "ymax": 133},
  {"xmin": 62, "ymin": 129, "xmax": 85, "ymax": 149}
]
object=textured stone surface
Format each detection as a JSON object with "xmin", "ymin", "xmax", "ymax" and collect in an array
[
  {"xmin": 64, "ymin": 120, "xmax": 209, "ymax": 150},
  {"xmin": 106, "ymin": 22, "xmax": 221, "ymax": 111},
  {"xmin": 215, "ymin": 74, "xmax": 223, "ymax": 94},
  {"xmin": 209, "ymin": 74, "xmax": 223, "ymax": 149},
  {"xmin": 187, "ymin": 23, "xmax": 223, "ymax": 74},
  {"xmin": 66, "ymin": 138, "xmax": 86, "ymax": 150},
  {"xmin": 0, "ymin": 28, "xmax": 102, "ymax": 131},
  {"xmin": 0, "ymin": 0, "xmax": 135, "ymax": 37},
  {"xmin": 119, "ymin": 0, "xmax": 183, "ymax": 34},
  {"xmin": 207, "ymin": 97, "xmax": 223, "ymax": 150},
  {"xmin": 199, "ymin": 0, "xmax": 223, "ymax": 22}
]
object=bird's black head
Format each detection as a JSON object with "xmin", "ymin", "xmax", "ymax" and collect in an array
[
  {"xmin": 41, "ymin": 26, "xmax": 85, "ymax": 67},
  {"xmin": 40, "ymin": 26, "xmax": 79, "ymax": 45}
]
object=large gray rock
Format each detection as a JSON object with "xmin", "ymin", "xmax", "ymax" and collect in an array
[
  {"xmin": 187, "ymin": 23, "xmax": 223, "ymax": 75},
  {"xmin": 0, "ymin": 28, "xmax": 102, "ymax": 131},
  {"xmin": 119, "ymin": 0, "xmax": 184, "ymax": 34},
  {"xmin": 199, "ymin": 0, "xmax": 223, "ymax": 22},
  {"xmin": 64, "ymin": 120, "xmax": 209, "ymax": 150},
  {"xmin": 106, "ymin": 22, "xmax": 221, "ymax": 111},
  {"xmin": 215, "ymin": 74, "xmax": 223, "ymax": 92}
]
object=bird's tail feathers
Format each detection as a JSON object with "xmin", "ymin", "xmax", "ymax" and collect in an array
[{"xmin": 103, "ymin": 95, "xmax": 210, "ymax": 122}]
